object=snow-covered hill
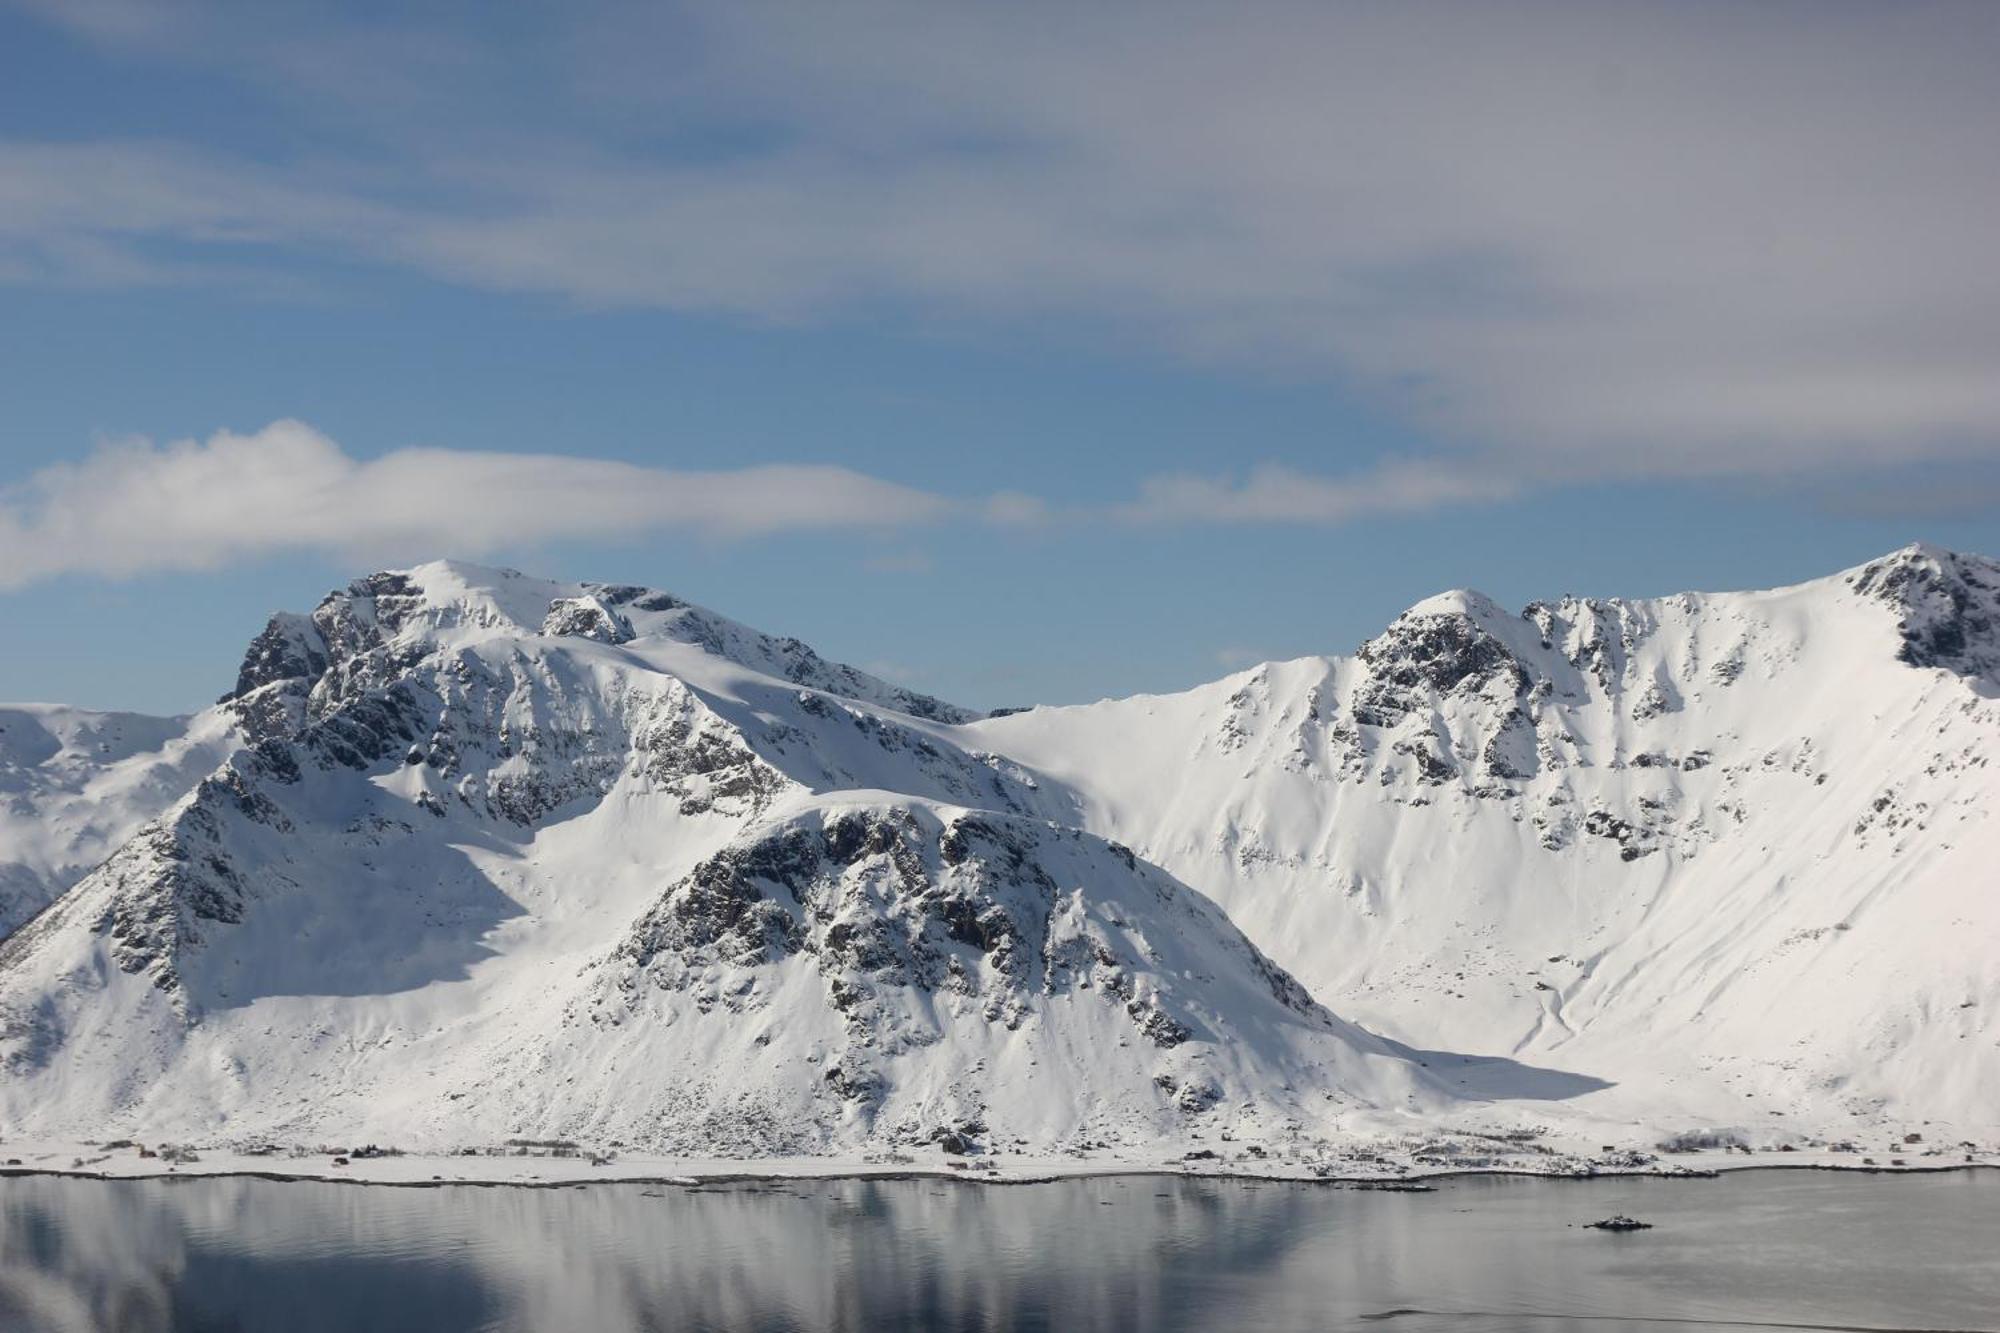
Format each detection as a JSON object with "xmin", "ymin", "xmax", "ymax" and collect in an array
[
  {"xmin": 0, "ymin": 547, "xmax": 1992, "ymax": 1163},
  {"xmin": 973, "ymin": 543, "xmax": 2000, "ymax": 1142},
  {"xmin": 0, "ymin": 562, "xmax": 1451, "ymax": 1157}
]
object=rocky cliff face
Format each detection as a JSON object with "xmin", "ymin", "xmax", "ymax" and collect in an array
[
  {"xmin": 595, "ymin": 802, "xmax": 1321, "ymax": 1059},
  {"xmin": 1848, "ymin": 543, "xmax": 2000, "ymax": 680}
]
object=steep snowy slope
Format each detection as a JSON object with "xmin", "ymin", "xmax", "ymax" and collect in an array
[
  {"xmin": 0, "ymin": 562, "xmax": 1449, "ymax": 1154},
  {"xmin": 0, "ymin": 705, "xmax": 237, "ymax": 935},
  {"xmin": 973, "ymin": 544, "xmax": 2000, "ymax": 1141}
]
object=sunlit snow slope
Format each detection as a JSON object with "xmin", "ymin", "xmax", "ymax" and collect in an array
[
  {"xmin": 0, "ymin": 705, "xmax": 237, "ymax": 935},
  {"xmin": 974, "ymin": 544, "xmax": 2000, "ymax": 1140}
]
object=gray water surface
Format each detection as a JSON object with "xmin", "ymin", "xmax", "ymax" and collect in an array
[{"xmin": 0, "ymin": 1169, "xmax": 1993, "ymax": 1331}]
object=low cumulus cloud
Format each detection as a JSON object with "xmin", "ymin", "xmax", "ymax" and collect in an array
[
  {"xmin": 2, "ymin": 2, "xmax": 1996, "ymax": 502},
  {"xmin": 0, "ymin": 421, "xmax": 955, "ymax": 588}
]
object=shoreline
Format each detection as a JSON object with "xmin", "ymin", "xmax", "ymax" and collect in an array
[{"xmin": 1, "ymin": 1144, "xmax": 1992, "ymax": 1193}]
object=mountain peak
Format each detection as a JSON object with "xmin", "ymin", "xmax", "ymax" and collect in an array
[
  {"xmin": 224, "ymin": 562, "xmax": 975, "ymax": 736},
  {"xmin": 1394, "ymin": 587, "xmax": 1509, "ymax": 623},
  {"xmin": 1844, "ymin": 541, "xmax": 1994, "ymax": 588},
  {"xmin": 1847, "ymin": 544, "xmax": 2000, "ymax": 679},
  {"xmin": 337, "ymin": 561, "xmax": 576, "ymax": 638}
]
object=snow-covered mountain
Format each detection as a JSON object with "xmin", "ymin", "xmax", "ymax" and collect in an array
[
  {"xmin": 0, "ymin": 546, "xmax": 1992, "ymax": 1160},
  {"xmin": 0, "ymin": 562, "xmax": 1449, "ymax": 1156},
  {"xmin": 974, "ymin": 543, "xmax": 2000, "ymax": 1141}
]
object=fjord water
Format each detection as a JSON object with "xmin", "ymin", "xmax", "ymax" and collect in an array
[{"xmin": 0, "ymin": 1171, "xmax": 1993, "ymax": 1332}]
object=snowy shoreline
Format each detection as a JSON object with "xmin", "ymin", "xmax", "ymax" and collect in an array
[{"xmin": 2, "ymin": 1143, "xmax": 1992, "ymax": 1192}]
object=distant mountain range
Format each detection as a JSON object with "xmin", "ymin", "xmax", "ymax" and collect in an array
[{"xmin": 1, "ymin": 546, "xmax": 1992, "ymax": 1161}]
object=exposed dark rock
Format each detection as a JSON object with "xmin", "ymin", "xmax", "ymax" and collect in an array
[
  {"xmin": 821, "ymin": 1060, "xmax": 885, "ymax": 1104},
  {"xmin": 1126, "ymin": 1000, "xmax": 1192, "ymax": 1048},
  {"xmin": 1582, "ymin": 809, "xmax": 1658, "ymax": 860},
  {"xmin": 1392, "ymin": 736, "xmax": 1457, "ymax": 785},
  {"xmin": 1587, "ymin": 1215, "xmax": 1653, "ymax": 1232},
  {"xmin": 1850, "ymin": 545, "xmax": 2000, "ymax": 680},
  {"xmin": 226, "ymin": 613, "xmax": 329, "ymax": 702},
  {"xmin": 595, "ymin": 805, "xmax": 1321, "ymax": 1081},
  {"xmin": 1353, "ymin": 609, "xmax": 1527, "ymax": 728},
  {"xmin": 542, "ymin": 597, "xmax": 635, "ymax": 645}
]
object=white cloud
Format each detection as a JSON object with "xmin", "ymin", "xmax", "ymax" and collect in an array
[
  {"xmin": 0, "ymin": 421, "xmax": 956, "ymax": 588},
  {"xmin": 0, "ymin": 418, "xmax": 1531, "ymax": 589},
  {"xmin": 2, "ymin": 2, "xmax": 1998, "ymax": 501}
]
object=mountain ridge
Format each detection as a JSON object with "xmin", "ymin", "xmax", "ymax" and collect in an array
[
  {"xmin": 0, "ymin": 544, "xmax": 1992, "ymax": 1163},
  {"xmin": 971, "ymin": 541, "xmax": 2000, "ymax": 1142}
]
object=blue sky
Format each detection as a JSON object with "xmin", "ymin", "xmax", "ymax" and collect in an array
[{"xmin": 2, "ymin": 1, "xmax": 1997, "ymax": 714}]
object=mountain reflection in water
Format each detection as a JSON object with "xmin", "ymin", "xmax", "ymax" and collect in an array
[{"xmin": 0, "ymin": 1170, "xmax": 1994, "ymax": 1332}]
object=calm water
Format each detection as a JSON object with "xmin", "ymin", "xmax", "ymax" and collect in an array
[{"xmin": 0, "ymin": 1169, "xmax": 1993, "ymax": 1331}]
